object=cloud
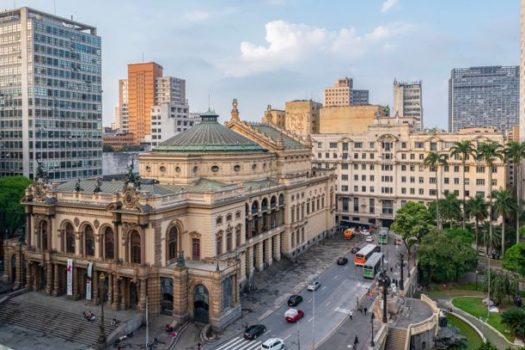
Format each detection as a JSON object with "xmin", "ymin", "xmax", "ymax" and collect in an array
[
  {"xmin": 221, "ymin": 20, "xmax": 412, "ymax": 76},
  {"xmin": 182, "ymin": 7, "xmax": 238, "ymax": 23},
  {"xmin": 381, "ymin": 0, "xmax": 399, "ymax": 13}
]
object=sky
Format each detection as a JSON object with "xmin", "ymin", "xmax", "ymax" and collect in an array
[{"xmin": 10, "ymin": 0, "xmax": 521, "ymax": 129}]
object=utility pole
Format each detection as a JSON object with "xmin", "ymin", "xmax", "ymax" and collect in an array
[
  {"xmin": 311, "ymin": 287, "xmax": 316, "ymax": 349},
  {"xmin": 399, "ymin": 253, "xmax": 404, "ymax": 291}
]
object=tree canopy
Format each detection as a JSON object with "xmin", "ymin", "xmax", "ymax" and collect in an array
[
  {"xmin": 0, "ymin": 176, "xmax": 31, "ymax": 236},
  {"xmin": 502, "ymin": 242, "xmax": 525, "ymax": 277},
  {"xmin": 391, "ymin": 201, "xmax": 433, "ymax": 252}
]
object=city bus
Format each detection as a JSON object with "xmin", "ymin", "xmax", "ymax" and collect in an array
[
  {"xmin": 354, "ymin": 244, "xmax": 378, "ymax": 266},
  {"xmin": 363, "ymin": 252, "xmax": 384, "ymax": 279},
  {"xmin": 378, "ymin": 228, "xmax": 388, "ymax": 245}
]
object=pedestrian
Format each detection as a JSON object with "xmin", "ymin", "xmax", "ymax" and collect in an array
[
  {"xmin": 349, "ymin": 310, "xmax": 353, "ymax": 320},
  {"xmin": 364, "ymin": 307, "xmax": 367, "ymax": 315},
  {"xmin": 390, "ymin": 267, "xmax": 393, "ymax": 273},
  {"xmin": 354, "ymin": 335, "xmax": 359, "ymax": 346},
  {"xmin": 197, "ymin": 342, "xmax": 201, "ymax": 350}
]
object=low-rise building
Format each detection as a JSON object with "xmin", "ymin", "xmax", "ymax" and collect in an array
[
  {"xmin": 312, "ymin": 123, "xmax": 506, "ymax": 227},
  {"xmin": 319, "ymin": 105, "xmax": 386, "ymax": 134}
]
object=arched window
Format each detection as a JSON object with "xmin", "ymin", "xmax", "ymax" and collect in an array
[
  {"xmin": 65, "ymin": 223, "xmax": 75, "ymax": 253},
  {"xmin": 130, "ymin": 231, "xmax": 141, "ymax": 264},
  {"xmin": 84, "ymin": 225, "xmax": 95, "ymax": 256},
  {"xmin": 104, "ymin": 227, "xmax": 115, "ymax": 259},
  {"xmin": 279, "ymin": 193, "xmax": 284, "ymax": 206},
  {"xmin": 270, "ymin": 196, "xmax": 277, "ymax": 208},
  {"xmin": 261, "ymin": 198, "xmax": 268, "ymax": 211},
  {"xmin": 235, "ymin": 226, "xmax": 241, "ymax": 248},
  {"xmin": 251, "ymin": 201, "xmax": 259, "ymax": 215},
  {"xmin": 40, "ymin": 221, "xmax": 48, "ymax": 251},
  {"xmin": 168, "ymin": 226, "xmax": 178, "ymax": 261},
  {"xmin": 226, "ymin": 230, "xmax": 232, "ymax": 252},
  {"xmin": 216, "ymin": 231, "xmax": 223, "ymax": 256},
  {"xmin": 216, "ymin": 216, "xmax": 223, "ymax": 225}
]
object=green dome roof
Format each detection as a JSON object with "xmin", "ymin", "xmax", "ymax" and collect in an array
[{"xmin": 154, "ymin": 112, "xmax": 265, "ymax": 153}]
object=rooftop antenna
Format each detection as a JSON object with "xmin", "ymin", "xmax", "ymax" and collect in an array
[{"xmin": 208, "ymin": 93, "xmax": 211, "ymax": 111}]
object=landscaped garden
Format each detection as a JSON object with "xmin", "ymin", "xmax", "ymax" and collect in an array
[
  {"xmin": 452, "ymin": 296, "xmax": 514, "ymax": 341},
  {"xmin": 446, "ymin": 313, "xmax": 483, "ymax": 350}
]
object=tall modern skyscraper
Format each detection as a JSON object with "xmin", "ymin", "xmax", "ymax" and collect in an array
[
  {"xmin": 0, "ymin": 7, "xmax": 102, "ymax": 180},
  {"xmin": 393, "ymin": 80, "xmax": 423, "ymax": 130},
  {"xmin": 449, "ymin": 66, "xmax": 519, "ymax": 133},
  {"xmin": 127, "ymin": 62, "xmax": 163, "ymax": 144},
  {"xmin": 520, "ymin": 0, "xmax": 525, "ymax": 142}
]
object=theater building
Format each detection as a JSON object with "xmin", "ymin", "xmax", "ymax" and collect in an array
[{"xmin": 5, "ymin": 100, "xmax": 336, "ymax": 331}]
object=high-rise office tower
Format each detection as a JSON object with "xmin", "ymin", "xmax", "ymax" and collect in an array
[
  {"xmin": 127, "ymin": 62, "xmax": 163, "ymax": 144},
  {"xmin": 0, "ymin": 7, "xmax": 102, "ymax": 180},
  {"xmin": 520, "ymin": 0, "xmax": 525, "ymax": 142},
  {"xmin": 449, "ymin": 66, "xmax": 519, "ymax": 133},
  {"xmin": 156, "ymin": 76, "xmax": 186, "ymax": 105},
  {"xmin": 393, "ymin": 80, "xmax": 423, "ymax": 130},
  {"xmin": 115, "ymin": 79, "xmax": 129, "ymax": 132}
]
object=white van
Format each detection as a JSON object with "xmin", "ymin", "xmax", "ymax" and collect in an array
[{"xmin": 261, "ymin": 338, "xmax": 285, "ymax": 350}]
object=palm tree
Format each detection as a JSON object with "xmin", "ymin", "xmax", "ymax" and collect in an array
[
  {"xmin": 450, "ymin": 140, "xmax": 476, "ymax": 229},
  {"xmin": 492, "ymin": 189, "xmax": 516, "ymax": 255},
  {"xmin": 424, "ymin": 151, "xmax": 448, "ymax": 229},
  {"xmin": 476, "ymin": 142, "xmax": 503, "ymax": 246},
  {"xmin": 504, "ymin": 141, "xmax": 525, "ymax": 244},
  {"xmin": 466, "ymin": 195, "xmax": 488, "ymax": 251}
]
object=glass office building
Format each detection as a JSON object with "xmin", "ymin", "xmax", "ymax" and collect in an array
[
  {"xmin": 448, "ymin": 66, "xmax": 519, "ymax": 133},
  {"xmin": 0, "ymin": 7, "xmax": 102, "ymax": 180}
]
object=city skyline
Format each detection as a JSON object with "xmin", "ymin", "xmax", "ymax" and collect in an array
[{"xmin": 7, "ymin": 0, "xmax": 520, "ymax": 130}]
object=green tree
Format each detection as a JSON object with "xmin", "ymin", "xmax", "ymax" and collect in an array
[
  {"xmin": 102, "ymin": 143, "xmax": 114, "ymax": 152},
  {"xmin": 424, "ymin": 151, "xmax": 448, "ymax": 229},
  {"xmin": 450, "ymin": 140, "xmax": 476, "ymax": 229},
  {"xmin": 492, "ymin": 189, "xmax": 517, "ymax": 255},
  {"xmin": 476, "ymin": 343, "xmax": 498, "ymax": 350},
  {"xmin": 504, "ymin": 140, "xmax": 525, "ymax": 243},
  {"xmin": 501, "ymin": 307, "xmax": 525, "ymax": 337},
  {"xmin": 418, "ymin": 229, "xmax": 477, "ymax": 284},
  {"xmin": 476, "ymin": 142, "xmax": 503, "ymax": 258},
  {"xmin": 0, "ymin": 176, "xmax": 32, "ymax": 237},
  {"xmin": 502, "ymin": 242, "xmax": 525, "ymax": 277},
  {"xmin": 391, "ymin": 201, "xmax": 433, "ymax": 263},
  {"xmin": 444, "ymin": 228, "xmax": 473, "ymax": 245},
  {"xmin": 466, "ymin": 195, "xmax": 488, "ymax": 251}
]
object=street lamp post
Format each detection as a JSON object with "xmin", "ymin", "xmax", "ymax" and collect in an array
[
  {"xmin": 475, "ymin": 270, "xmax": 479, "ymax": 290},
  {"xmin": 370, "ymin": 312, "xmax": 375, "ymax": 347},
  {"xmin": 399, "ymin": 253, "xmax": 404, "ymax": 291},
  {"xmin": 97, "ymin": 272, "xmax": 107, "ymax": 347},
  {"xmin": 378, "ymin": 271, "xmax": 391, "ymax": 323}
]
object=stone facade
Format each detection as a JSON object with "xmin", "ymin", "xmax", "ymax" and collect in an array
[
  {"xmin": 5, "ymin": 100, "xmax": 336, "ymax": 332},
  {"xmin": 319, "ymin": 105, "xmax": 386, "ymax": 134},
  {"xmin": 312, "ymin": 123, "xmax": 506, "ymax": 227}
]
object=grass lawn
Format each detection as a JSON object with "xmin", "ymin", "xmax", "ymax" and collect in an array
[
  {"xmin": 446, "ymin": 313, "xmax": 483, "ymax": 350},
  {"xmin": 452, "ymin": 296, "xmax": 514, "ymax": 341}
]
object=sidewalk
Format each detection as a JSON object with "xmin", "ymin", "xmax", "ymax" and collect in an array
[{"xmin": 176, "ymin": 234, "xmax": 363, "ymax": 350}]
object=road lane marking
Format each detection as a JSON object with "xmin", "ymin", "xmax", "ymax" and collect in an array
[
  {"xmin": 214, "ymin": 337, "xmax": 244, "ymax": 350},
  {"xmin": 308, "ymin": 317, "xmax": 314, "ymax": 322},
  {"xmin": 333, "ymin": 275, "xmax": 339, "ymax": 279},
  {"xmin": 307, "ymin": 298, "xmax": 312, "ymax": 303},
  {"xmin": 326, "ymin": 301, "xmax": 331, "ymax": 306},
  {"xmin": 284, "ymin": 334, "xmax": 291, "ymax": 341},
  {"xmin": 321, "ymin": 286, "xmax": 327, "ymax": 290},
  {"xmin": 240, "ymin": 342, "xmax": 263, "ymax": 350}
]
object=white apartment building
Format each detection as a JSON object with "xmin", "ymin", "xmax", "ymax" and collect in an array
[
  {"xmin": 115, "ymin": 79, "xmax": 129, "ymax": 133},
  {"xmin": 312, "ymin": 123, "xmax": 506, "ymax": 227},
  {"xmin": 149, "ymin": 103, "xmax": 200, "ymax": 147},
  {"xmin": 156, "ymin": 76, "xmax": 186, "ymax": 105},
  {"xmin": 393, "ymin": 80, "xmax": 423, "ymax": 131}
]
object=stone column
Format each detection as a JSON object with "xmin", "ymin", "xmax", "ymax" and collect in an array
[
  {"xmin": 33, "ymin": 264, "xmax": 39, "ymax": 290},
  {"xmin": 255, "ymin": 242, "xmax": 264, "ymax": 271},
  {"xmin": 107, "ymin": 273, "xmax": 113, "ymax": 306},
  {"xmin": 112, "ymin": 276, "xmax": 120, "ymax": 310},
  {"xmin": 239, "ymin": 251, "xmax": 247, "ymax": 283},
  {"xmin": 245, "ymin": 246, "xmax": 253, "ymax": 279},
  {"xmin": 26, "ymin": 214, "xmax": 32, "ymax": 248},
  {"xmin": 138, "ymin": 279, "xmax": 146, "ymax": 312},
  {"xmin": 15, "ymin": 251, "xmax": 22, "ymax": 288},
  {"xmin": 273, "ymin": 234, "xmax": 281, "ymax": 261},
  {"xmin": 45, "ymin": 262, "xmax": 53, "ymax": 294},
  {"xmin": 46, "ymin": 219, "xmax": 52, "ymax": 251},
  {"xmin": 73, "ymin": 267, "xmax": 80, "ymax": 300},
  {"xmin": 75, "ymin": 232, "xmax": 81, "ymax": 256},
  {"xmin": 173, "ymin": 268, "xmax": 188, "ymax": 323},
  {"xmin": 52, "ymin": 263, "xmax": 59, "ymax": 296},
  {"xmin": 120, "ymin": 278, "xmax": 127, "ymax": 310},
  {"xmin": 264, "ymin": 238, "xmax": 272, "ymax": 266},
  {"xmin": 92, "ymin": 270, "xmax": 98, "ymax": 304},
  {"xmin": 25, "ymin": 262, "xmax": 32, "ymax": 289}
]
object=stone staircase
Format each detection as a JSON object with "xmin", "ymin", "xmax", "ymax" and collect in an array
[
  {"xmin": 0, "ymin": 299, "xmax": 118, "ymax": 347},
  {"xmin": 385, "ymin": 327, "xmax": 408, "ymax": 350}
]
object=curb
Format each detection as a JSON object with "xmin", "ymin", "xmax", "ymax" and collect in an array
[{"xmin": 445, "ymin": 310, "xmax": 486, "ymax": 343}]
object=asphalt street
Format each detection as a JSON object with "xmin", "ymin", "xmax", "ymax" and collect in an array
[{"xmin": 210, "ymin": 231, "xmax": 406, "ymax": 350}]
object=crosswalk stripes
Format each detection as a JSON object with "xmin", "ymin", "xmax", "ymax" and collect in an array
[{"xmin": 212, "ymin": 336, "xmax": 262, "ymax": 350}]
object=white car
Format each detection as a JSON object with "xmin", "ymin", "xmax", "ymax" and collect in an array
[
  {"xmin": 361, "ymin": 230, "xmax": 370, "ymax": 236},
  {"xmin": 307, "ymin": 281, "xmax": 321, "ymax": 291},
  {"xmin": 262, "ymin": 338, "xmax": 285, "ymax": 350},
  {"xmin": 366, "ymin": 236, "xmax": 374, "ymax": 243}
]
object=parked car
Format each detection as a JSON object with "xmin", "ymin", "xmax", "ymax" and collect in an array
[
  {"xmin": 351, "ymin": 246, "xmax": 360, "ymax": 254},
  {"xmin": 366, "ymin": 236, "xmax": 374, "ymax": 243},
  {"xmin": 307, "ymin": 281, "xmax": 321, "ymax": 291},
  {"xmin": 361, "ymin": 230, "xmax": 370, "ymax": 236},
  {"xmin": 374, "ymin": 245, "xmax": 381, "ymax": 252},
  {"xmin": 337, "ymin": 257, "xmax": 348, "ymax": 265},
  {"xmin": 262, "ymin": 338, "xmax": 285, "ymax": 350},
  {"xmin": 284, "ymin": 308, "xmax": 304, "ymax": 323},
  {"xmin": 288, "ymin": 294, "xmax": 303, "ymax": 307},
  {"xmin": 243, "ymin": 324, "xmax": 266, "ymax": 340}
]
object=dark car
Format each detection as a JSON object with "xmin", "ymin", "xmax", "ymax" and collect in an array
[
  {"xmin": 244, "ymin": 324, "xmax": 267, "ymax": 340},
  {"xmin": 374, "ymin": 245, "xmax": 381, "ymax": 253},
  {"xmin": 351, "ymin": 246, "xmax": 360, "ymax": 254},
  {"xmin": 288, "ymin": 294, "xmax": 303, "ymax": 307},
  {"xmin": 337, "ymin": 257, "xmax": 348, "ymax": 265}
]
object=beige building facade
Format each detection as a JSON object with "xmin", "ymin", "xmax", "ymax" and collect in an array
[
  {"xmin": 5, "ymin": 100, "xmax": 336, "ymax": 332},
  {"xmin": 324, "ymin": 77, "xmax": 352, "ymax": 107},
  {"xmin": 312, "ymin": 123, "xmax": 506, "ymax": 227},
  {"xmin": 320, "ymin": 105, "xmax": 386, "ymax": 134}
]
